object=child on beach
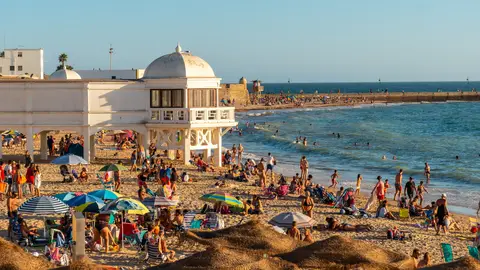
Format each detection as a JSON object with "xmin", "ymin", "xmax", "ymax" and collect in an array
[
  {"xmin": 417, "ymin": 181, "xmax": 428, "ymax": 206},
  {"xmin": 384, "ymin": 179, "xmax": 390, "ymax": 196},
  {"xmin": 355, "ymin": 174, "xmax": 362, "ymax": 196},
  {"xmin": 329, "ymin": 170, "xmax": 339, "ymax": 189}
]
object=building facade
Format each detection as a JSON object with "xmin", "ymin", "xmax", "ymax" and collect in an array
[
  {"xmin": 74, "ymin": 69, "xmax": 145, "ymax": 80},
  {"xmin": 0, "ymin": 48, "xmax": 44, "ymax": 79},
  {"xmin": 0, "ymin": 44, "xmax": 236, "ymax": 166}
]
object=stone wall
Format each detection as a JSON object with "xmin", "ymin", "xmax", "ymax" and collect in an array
[{"xmin": 219, "ymin": 83, "xmax": 250, "ymax": 106}]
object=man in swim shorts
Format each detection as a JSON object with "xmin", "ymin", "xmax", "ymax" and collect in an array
[
  {"xmin": 394, "ymin": 169, "xmax": 403, "ymax": 201},
  {"xmin": 404, "ymin": 177, "xmax": 416, "ymax": 203},
  {"xmin": 424, "ymin": 162, "xmax": 431, "ymax": 183}
]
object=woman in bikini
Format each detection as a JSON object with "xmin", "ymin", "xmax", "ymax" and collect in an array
[
  {"xmin": 301, "ymin": 191, "xmax": 315, "ymax": 218},
  {"xmin": 417, "ymin": 181, "xmax": 428, "ymax": 206},
  {"xmin": 299, "ymin": 156, "xmax": 309, "ymax": 185}
]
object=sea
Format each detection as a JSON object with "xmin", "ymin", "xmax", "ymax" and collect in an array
[{"xmin": 225, "ymin": 82, "xmax": 480, "ymax": 216}]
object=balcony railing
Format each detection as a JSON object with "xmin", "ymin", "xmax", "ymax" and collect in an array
[{"xmin": 150, "ymin": 107, "xmax": 235, "ymax": 124}]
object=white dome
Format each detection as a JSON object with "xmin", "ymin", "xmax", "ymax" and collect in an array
[
  {"xmin": 49, "ymin": 67, "xmax": 81, "ymax": 80},
  {"xmin": 143, "ymin": 44, "xmax": 215, "ymax": 79}
]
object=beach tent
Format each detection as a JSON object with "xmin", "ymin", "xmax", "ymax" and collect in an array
[{"xmin": 67, "ymin": 143, "xmax": 84, "ymax": 157}]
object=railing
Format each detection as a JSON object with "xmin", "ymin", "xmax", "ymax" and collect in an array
[{"xmin": 150, "ymin": 107, "xmax": 235, "ymax": 124}]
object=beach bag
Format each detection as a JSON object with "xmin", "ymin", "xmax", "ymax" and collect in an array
[
  {"xmin": 0, "ymin": 182, "xmax": 5, "ymax": 193},
  {"xmin": 18, "ymin": 174, "xmax": 26, "ymax": 184}
]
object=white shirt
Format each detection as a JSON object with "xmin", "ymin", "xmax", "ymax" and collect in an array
[
  {"xmin": 268, "ymin": 156, "xmax": 275, "ymax": 165},
  {"xmin": 4, "ymin": 165, "xmax": 12, "ymax": 177}
]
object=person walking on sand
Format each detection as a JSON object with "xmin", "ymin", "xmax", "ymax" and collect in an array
[
  {"xmin": 355, "ymin": 174, "xmax": 362, "ymax": 196},
  {"xmin": 417, "ymin": 181, "xmax": 428, "ymax": 206},
  {"xmin": 424, "ymin": 162, "xmax": 431, "ymax": 183},
  {"xmin": 33, "ymin": 165, "xmax": 41, "ymax": 197},
  {"xmin": 232, "ymin": 144, "xmax": 237, "ymax": 165},
  {"xmin": 257, "ymin": 158, "xmax": 266, "ymax": 188},
  {"xmin": 329, "ymin": 170, "xmax": 339, "ymax": 189},
  {"xmin": 371, "ymin": 176, "xmax": 385, "ymax": 201},
  {"xmin": 130, "ymin": 150, "xmax": 137, "ymax": 172},
  {"xmin": 404, "ymin": 177, "xmax": 417, "ymax": 203},
  {"xmin": 434, "ymin": 194, "xmax": 449, "ymax": 235},
  {"xmin": 393, "ymin": 169, "xmax": 403, "ymax": 201},
  {"xmin": 299, "ymin": 156, "xmax": 309, "ymax": 186}
]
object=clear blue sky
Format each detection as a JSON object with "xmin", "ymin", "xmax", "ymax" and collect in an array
[{"xmin": 2, "ymin": 0, "xmax": 479, "ymax": 82}]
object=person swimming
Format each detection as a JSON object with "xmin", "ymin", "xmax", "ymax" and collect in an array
[
  {"xmin": 303, "ymin": 137, "xmax": 307, "ymax": 146},
  {"xmin": 337, "ymin": 133, "xmax": 340, "ymax": 139},
  {"xmin": 295, "ymin": 137, "xmax": 299, "ymax": 143}
]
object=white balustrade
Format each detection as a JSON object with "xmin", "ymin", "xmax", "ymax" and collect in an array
[{"xmin": 149, "ymin": 107, "xmax": 235, "ymax": 124}]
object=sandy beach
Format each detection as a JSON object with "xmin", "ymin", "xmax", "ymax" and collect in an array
[{"xmin": 0, "ymin": 132, "xmax": 478, "ymax": 269}]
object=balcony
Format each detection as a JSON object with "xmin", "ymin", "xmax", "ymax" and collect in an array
[{"xmin": 150, "ymin": 107, "xmax": 235, "ymax": 124}]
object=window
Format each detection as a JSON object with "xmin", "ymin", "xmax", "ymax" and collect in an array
[
  {"xmin": 10, "ymin": 66, "xmax": 14, "ymax": 71},
  {"xmin": 150, "ymin": 89, "xmax": 183, "ymax": 108},
  {"xmin": 18, "ymin": 52, "xmax": 22, "ymax": 57},
  {"xmin": 188, "ymin": 89, "xmax": 217, "ymax": 107},
  {"xmin": 18, "ymin": 66, "xmax": 23, "ymax": 71}
]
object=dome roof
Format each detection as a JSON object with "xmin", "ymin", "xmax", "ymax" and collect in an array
[
  {"xmin": 239, "ymin": 77, "xmax": 247, "ymax": 84},
  {"xmin": 49, "ymin": 66, "xmax": 81, "ymax": 80},
  {"xmin": 143, "ymin": 44, "xmax": 215, "ymax": 79}
]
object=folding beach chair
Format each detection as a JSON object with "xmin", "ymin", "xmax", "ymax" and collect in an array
[
  {"xmin": 468, "ymin": 246, "xmax": 480, "ymax": 260},
  {"xmin": 399, "ymin": 208, "xmax": 410, "ymax": 220},
  {"xmin": 441, "ymin": 243, "xmax": 454, "ymax": 263},
  {"xmin": 96, "ymin": 173, "xmax": 114, "ymax": 190},
  {"xmin": 144, "ymin": 240, "xmax": 167, "ymax": 264}
]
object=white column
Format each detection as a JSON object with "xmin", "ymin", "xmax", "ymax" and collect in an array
[
  {"xmin": 0, "ymin": 136, "xmax": 3, "ymax": 159},
  {"xmin": 40, "ymin": 131, "xmax": 48, "ymax": 160},
  {"xmin": 183, "ymin": 129, "xmax": 191, "ymax": 165},
  {"xmin": 26, "ymin": 127, "xmax": 34, "ymax": 163},
  {"xmin": 143, "ymin": 130, "xmax": 151, "ymax": 158},
  {"xmin": 213, "ymin": 128, "xmax": 222, "ymax": 167},
  {"xmin": 89, "ymin": 135, "xmax": 95, "ymax": 161},
  {"xmin": 83, "ymin": 128, "xmax": 90, "ymax": 163}
]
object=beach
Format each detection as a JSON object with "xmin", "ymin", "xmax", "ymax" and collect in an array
[{"xmin": 0, "ymin": 132, "xmax": 478, "ymax": 269}]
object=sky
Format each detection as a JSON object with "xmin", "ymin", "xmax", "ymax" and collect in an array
[{"xmin": 2, "ymin": 0, "xmax": 479, "ymax": 82}]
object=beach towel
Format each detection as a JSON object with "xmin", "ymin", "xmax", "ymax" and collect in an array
[
  {"xmin": 468, "ymin": 246, "xmax": 480, "ymax": 260},
  {"xmin": 364, "ymin": 193, "xmax": 377, "ymax": 211},
  {"xmin": 441, "ymin": 243, "xmax": 454, "ymax": 262}
]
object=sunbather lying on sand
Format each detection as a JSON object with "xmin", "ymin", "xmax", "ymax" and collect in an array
[{"xmin": 316, "ymin": 217, "xmax": 374, "ymax": 232}]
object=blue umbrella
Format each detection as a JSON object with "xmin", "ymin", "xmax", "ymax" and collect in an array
[
  {"xmin": 51, "ymin": 154, "xmax": 88, "ymax": 165},
  {"xmin": 87, "ymin": 189, "xmax": 122, "ymax": 201},
  {"xmin": 54, "ymin": 192, "xmax": 78, "ymax": 202},
  {"xmin": 66, "ymin": 194, "xmax": 103, "ymax": 207}
]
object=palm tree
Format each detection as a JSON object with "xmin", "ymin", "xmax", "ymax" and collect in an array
[
  {"xmin": 58, "ymin": 53, "xmax": 68, "ymax": 66},
  {"xmin": 55, "ymin": 64, "xmax": 73, "ymax": 71}
]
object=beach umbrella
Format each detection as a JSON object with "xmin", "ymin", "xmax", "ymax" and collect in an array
[
  {"xmin": 143, "ymin": 195, "xmax": 179, "ymax": 209},
  {"xmin": 200, "ymin": 192, "xmax": 243, "ymax": 208},
  {"xmin": 54, "ymin": 192, "xmax": 81, "ymax": 202},
  {"xmin": 51, "ymin": 154, "xmax": 88, "ymax": 165},
  {"xmin": 66, "ymin": 194, "xmax": 104, "ymax": 207},
  {"xmin": 269, "ymin": 212, "xmax": 316, "ymax": 229},
  {"xmin": 106, "ymin": 130, "xmax": 126, "ymax": 135},
  {"xmin": 2, "ymin": 130, "xmax": 21, "ymax": 136},
  {"xmin": 75, "ymin": 201, "xmax": 105, "ymax": 213},
  {"xmin": 101, "ymin": 197, "xmax": 149, "ymax": 215},
  {"xmin": 18, "ymin": 196, "xmax": 70, "ymax": 215},
  {"xmin": 98, "ymin": 163, "xmax": 128, "ymax": 172},
  {"xmin": 87, "ymin": 189, "xmax": 122, "ymax": 200}
]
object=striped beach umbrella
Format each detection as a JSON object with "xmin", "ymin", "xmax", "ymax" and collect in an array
[
  {"xmin": 66, "ymin": 194, "xmax": 104, "ymax": 207},
  {"xmin": 200, "ymin": 192, "xmax": 243, "ymax": 208},
  {"xmin": 88, "ymin": 189, "xmax": 122, "ymax": 201},
  {"xmin": 18, "ymin": 196, "xmax": 69, "ymax": 215},
  {"xmin": 75, "ymin": 201, "xmax": 105, "ymax": 213},
  {"xmin": 269, "ymin": 212, "xmax": 316, "ymax": 229},
  {"xmin": 101, "ymin": 197, "xmax": 149, "ymax": 215},
  {"xmin": 143, "ymin": 196, "xmax": 179, "ymax": 209}
]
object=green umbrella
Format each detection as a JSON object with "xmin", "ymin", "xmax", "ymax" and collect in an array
[
  {"xmin": 200, "ymin": 192, "xmax": 243, "ymax": 208},
  {"xmin": 98, "ymin": 163, "xmax": 128, "ymax": 172}
]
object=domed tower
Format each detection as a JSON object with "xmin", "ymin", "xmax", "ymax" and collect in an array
[
  {"xmin": 49, "ymin": 65, "xmax": 82, "ymax": 80},
  {"xmin": 143, "ymin": 43, "xmax": 237, "ymax": 166},
  {"xmin": 239, "ymin": 77, "xmax": 247, "ymax": 85}
]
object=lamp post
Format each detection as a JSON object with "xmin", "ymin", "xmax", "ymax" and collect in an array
[{"xmin": 109, "ymin": 45, "xmax": 113, "ymax": 70}]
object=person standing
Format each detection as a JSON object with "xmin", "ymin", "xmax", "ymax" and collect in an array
[
  {"xmin": 424, "ymin": 162, "xmax": 431, "ymax": 183},
  {"xmin": 404, "ymin": 177, "xmax": 417, "ymax": 203},
  {"xmin": 130, "ymin": 150, "xmax": 137, "ymax": 172},
  {"xmin": 33, "ymin": 165, "xmax": 41, "ymax": 197},
  {"xmin": 301, "ymin": 191, "xmax": 315, "ymax": 218},
  {"xmin": 5, "ymin": 160, "xmax": 12, "ymax": 195},
  {"xmin": 238, "ymin": 144, "xmax": 244, "ymax": 165},
  {"xmin": 26, "ymin": 164, "xmax": 35, "ymax": 196},
  {"xmin": 231, "ymin": 144, "xmax": 237, "ymax": 165},
  {"xmin": 355, "ymin": 174, "xmax": 362, "ymax": 196},
  {"xmin": 257, "ymin": 159, "xmax": 266, "ymax": 188},
  {"xmin": 266, "ymin": 153, "xmax": 275, "ymax": 182},
  {"xmin": 24, "ymin": 151, "xmax": 32, "ymax": 168},
  {"xmin": 299, "ymin": 156, "xmax": 309, "ymax": 186},
  {"xmin": 0, "ymin": 161, "xmax": 5, "ymax": 201},
  {"xmin": 434, "ymin": 194, "xmax": 449, "ymax": 235},
  {"xmin": 114, "ymin": 170, "xmax": 121, "ymax": 192},
  {"xmin": 394, "ymin": 169, "xmax": 403, "ymax": 201},
  {"xmin": 417, "ymin": 181, "xmax": 428, "ymax": 206},
  {"xmin": 371, "ymin": 176, "xmax": 385, "ymax": 201}
]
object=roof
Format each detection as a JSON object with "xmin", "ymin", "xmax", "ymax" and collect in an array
[
  {"xmin": 143, "ymin": 43, "xmax": 215, "ymax": 79},
  {"xmin": 49, "ymin": 67, "xmax": 82, "ymax": 80}
]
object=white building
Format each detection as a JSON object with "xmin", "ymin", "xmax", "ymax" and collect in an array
[
  {"xmin": 0, "ymin": 48, "xmax": 44, "ymax": 79},
  {"xmin": 0, "ymin": 44, "xmax": 236, "ymax": 166},
  {"xmin": 75, "ymin": 69, "xmax": 145, "ymax": 80}
]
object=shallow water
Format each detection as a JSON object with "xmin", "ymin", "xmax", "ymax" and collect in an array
[{"xmin": 225, "ymin": 102, "xmax": 480, "ymax": 215}]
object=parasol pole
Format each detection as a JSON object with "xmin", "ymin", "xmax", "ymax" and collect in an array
[{"xmin": 121, "ymin": 211, "xmax": 124, "ymax": 250}]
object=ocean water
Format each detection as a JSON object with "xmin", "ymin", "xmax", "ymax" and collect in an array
[
  {"xmin": 248, "ymin": 81, "xmax": 480, "ymax": 94},
  {"xmin": 224, "ymin": 101, "xmax": 480, "ymax": 215}
]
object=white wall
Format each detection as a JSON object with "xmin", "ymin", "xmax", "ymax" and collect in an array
[
  {"xmin": 75, "ymin": 69, "xmax": 145, "ymax": 80},
  {"xmin": 0, "ymin": 49, "xmax": 44, "ymax": 79}
]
